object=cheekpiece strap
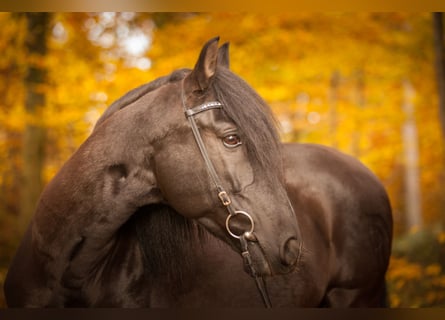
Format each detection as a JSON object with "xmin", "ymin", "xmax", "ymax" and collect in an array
[{"xmin": 185, "ymin": 101, "xmax": 223, "ymax": 117}]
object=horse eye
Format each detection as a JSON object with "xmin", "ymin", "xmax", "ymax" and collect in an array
[{"xmin": 222, "ymin": 134, "xmax": 242, "ymax": 148}]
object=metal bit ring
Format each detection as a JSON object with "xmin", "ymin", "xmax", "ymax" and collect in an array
[{"xmin": 225, "ymin": 210, "xmax": 255, "ymax": 239}]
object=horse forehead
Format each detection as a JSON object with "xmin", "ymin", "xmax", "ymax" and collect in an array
[{"xmin": 192, "ymin": 110, "xmax": 235, "ymax": 134}]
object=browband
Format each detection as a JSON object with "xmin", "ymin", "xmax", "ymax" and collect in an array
[{"xmin": 184, "ymin": 101, "xmax": 223, "ymax": 117}]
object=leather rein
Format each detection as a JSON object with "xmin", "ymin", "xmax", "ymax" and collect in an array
[{"xmin": 181, "ymin": 88, "xmax": 273, "ymax": 308}]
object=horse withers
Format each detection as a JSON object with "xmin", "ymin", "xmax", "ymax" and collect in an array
[{"xmin": 4, "ymin": 37, "xmax": 392, "ymax": 307}]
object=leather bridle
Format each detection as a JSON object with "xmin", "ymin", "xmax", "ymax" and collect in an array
[{"xmin": 181, "ymin": 87, "xmax": 273, "ymax": 308}]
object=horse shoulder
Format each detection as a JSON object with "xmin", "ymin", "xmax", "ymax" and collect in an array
[
  {"xmin": 282, "ymin": 141, "xmax": 392, "ymax": 243},
  {"xmin": 282, "ymin": 143, "xmax": 392, "ymax": 295}
]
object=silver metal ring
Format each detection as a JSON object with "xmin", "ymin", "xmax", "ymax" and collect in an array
[{"xmin": 225, "ymin": 210, "xmax": 255, "ymax": 239}]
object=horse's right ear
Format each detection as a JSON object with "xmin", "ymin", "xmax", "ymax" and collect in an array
[
  {"xmin": 218, "ymin": 42, "xmax": 230, "ymax": 69},
  {"xmin": 185, "ymin": 37, "xmax": 220, "ymax": 92}
]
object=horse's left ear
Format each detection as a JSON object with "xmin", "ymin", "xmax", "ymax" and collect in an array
[{"xmin": 186, "ymin": 36, "xmax": 220, "ymax": 91}]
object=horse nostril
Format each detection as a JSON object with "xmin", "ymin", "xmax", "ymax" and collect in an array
[{"xmin": 281, "ymin": 238, "xmax": 300, "ymax": 267}]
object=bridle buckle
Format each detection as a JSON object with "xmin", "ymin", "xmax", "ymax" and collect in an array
[{"xmin": 218, "ymin": 190, "xmax": 232, "ymax": 206}]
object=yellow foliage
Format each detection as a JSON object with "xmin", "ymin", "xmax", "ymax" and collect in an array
[
  {"xmin": 438, "ymin": 232, "xmax": 445, "ymax": 244},
  {"xmin": 388, "ymin": 257, "xmax": 445, "ymax": 307},
  {"xmin": 426, "ymin": 264, "xmax": 442, "ymax": 277},
  {"xmin": 387, "ymin": 257, "xmax": 422, "ymax": 281}
]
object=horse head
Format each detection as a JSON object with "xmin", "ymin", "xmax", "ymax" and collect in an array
[{"xmin": 148, "ymin": 37, "xmax": 302, "ymax": 276}]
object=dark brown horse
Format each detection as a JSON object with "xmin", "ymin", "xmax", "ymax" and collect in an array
[{"xmin": 4, "ymin": 37, "xmax": 392, "ymax": 307}]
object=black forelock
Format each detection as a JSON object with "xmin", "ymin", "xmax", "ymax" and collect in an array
[{"xmin": 212, "ymin": 67, "xmax": 283, "ymax": 179}]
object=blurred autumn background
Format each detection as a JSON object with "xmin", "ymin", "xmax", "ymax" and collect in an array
[{"xmin": 1, "ymin": 12, "xmax": 445, "ymax": 307}]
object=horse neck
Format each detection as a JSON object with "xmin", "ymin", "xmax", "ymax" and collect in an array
[
  {"xmin": 30, "ymin": 117, "xmax": 164, "ymax": 290},
  {"xmin": 28, "ymin": 82, "xmax": 188, "ymax": 301}
]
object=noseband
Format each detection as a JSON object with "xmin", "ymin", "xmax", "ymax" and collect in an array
[{"xmin": 181, "ymin": 87, "xmax": 272, "ymax": 308}]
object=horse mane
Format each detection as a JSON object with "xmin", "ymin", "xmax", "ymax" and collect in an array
[
  {"xmin": 212, "ymin": 66, "xmax": 283, "ymax": 179},
  {"xmin": 128, "ymin": 204, "xmax": 208, "ymax": 286}
]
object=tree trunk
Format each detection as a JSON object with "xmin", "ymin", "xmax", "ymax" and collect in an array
[
  {"xmin": 433, "ymin": 12, "xmax": 445, "ymax": 140},
  {"xmin": 350, "ymin": 69, "xmax": 365, "ymax": 157},
  {"xmin": 19, "ymin": 13, "xmax": 50, "ymax": 233},
  {"xmin": 328, "ymin": 71, "xmax": 340, "ymax": 148},
  {"xmin": 402, "ymin": 79, "xmax": 422, "ymax": 231}
]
